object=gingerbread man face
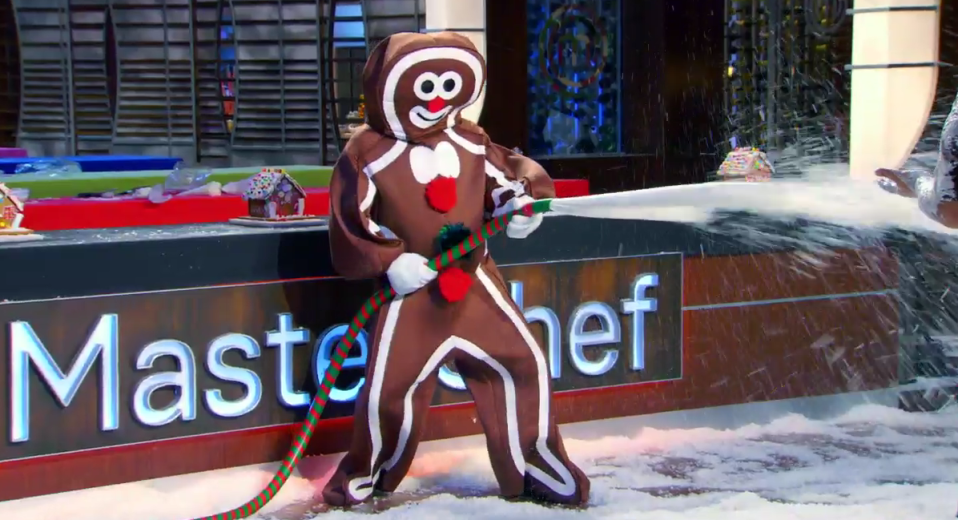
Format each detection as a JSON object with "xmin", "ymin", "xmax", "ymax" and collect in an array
[
  {"xmin": 364, "ymin": 33, "xmax": 486, "ymax": 142},
  {"xmin": 402, "ymin": 59, "xmax": 474, "ymax": 131}
]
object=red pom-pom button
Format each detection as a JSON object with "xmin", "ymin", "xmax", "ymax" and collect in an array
[
  {"xmin": 425, "ymin": 176, "xmax": 457, "ymax": 213},
  {"xmin": 437, "ymin": 267, "xmax": 472, "ymax": 302}
]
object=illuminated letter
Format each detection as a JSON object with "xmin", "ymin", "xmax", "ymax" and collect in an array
[
  {"xmin": 265, "ymin": 313, "xmax": 310, "ymax": 408},
  {"xmin": 313, "ymin": 324, "xmax": 368, "ymax": 402},
  {"xmin": 439, "ymin": 280, "xmax": 562, "ymax": 389},
  {"xmin": 204, "ymin": 333, "xmax": 263, "ymax": 418},
  {"xmin": 132, "ymin": 340, "xmax": 197, "ymax": 427},
  {"xmin": 568, "ymin": 302, "xmax": 621, "ymax": 376},
  {"xmin": 510, "ymin": 280, "xmax": 562, "ymax": 379},
  {"xmin": 8, "ymin": 315, "xmax": 119, "ymax": 443},
  {"xmin": 437, "ymin": 360, "xmax": 467, "ymax": 391},
  {"xmin": 620, "ymin": 273, "xmax": 658, "ymax": 371}
]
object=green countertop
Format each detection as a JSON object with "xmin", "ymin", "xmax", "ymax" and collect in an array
[{"xmin": 1, "ymin": 165, "xmax": 333, "ymax": 199}]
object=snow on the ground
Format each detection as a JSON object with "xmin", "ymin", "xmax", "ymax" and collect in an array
[
  {"xmin": 4, "ymin": 403, "xmax": 957, "ymax": 520},
  {"xmin": 932, "ymin": 336, "xmax": 958, "ymax": 358}
]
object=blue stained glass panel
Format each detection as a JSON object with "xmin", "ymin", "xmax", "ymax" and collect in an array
[{"xmin": 527, "ymin": 0, "xmax": 621, "ymax": 157}]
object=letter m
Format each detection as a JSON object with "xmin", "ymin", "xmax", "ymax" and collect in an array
[{"xmin": 8, "ymin": 315, "xmax": 119, "ymax": 443}]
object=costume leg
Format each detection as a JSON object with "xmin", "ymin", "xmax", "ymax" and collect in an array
[
  {"xmin": 375, "ymin": 366, "xmax": 441, "ymax": 493},
  {"xmin": 322, "ymin": 294, "xmax": 446, "ymax": 505},
  {"xmin": 450, "ymin": 262, "xmax": 590, "ymax": 506}
]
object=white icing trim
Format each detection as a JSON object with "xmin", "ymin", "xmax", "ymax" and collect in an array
[
  {"xmin": 446, "ymin": 128, "xmax": 486, "ymax": 155},
  {"xmin": 446, "ymin": 107, "xmax": 463, "ymax": 129},
  {"xmin": 382, "ymin": 48, "xmax": 484, "ymax": 141},
  {"xmin": 346, "ymin": 297, "xmax": 405, "ymax": 501},
  {"xmin": 359, "ymin": 179, "xmax": 377, "ymax": 213},
  {"xmin": 483, "ymin": 160, "xmax": 510, "ymax": 187},
  {"xmin": 363, "ymin": 141, "xmax": 408, "ymax": 177},
  {"xmin": 366, "ymin": 217, "xmax": 397, "ymax": 240},
  {"xmin": 346, "ymin": 323, "xmax": 525, "ymax": 501},
  {"xmin": 381, "ymin": 335, "xmax": 526, "ymax": 477},
  {"xmin": 340, "ymin": 269, "xmax": 582, "ymax": 502},
  {"xmin": 475, "ymin": 268, "xmax": 579, "ymax": 497},
  {"xmin": 359, "ymin": 174, "xmax": 396, "ymax": 239},
  {"xmin": 484, "ymin": 159, "xmax": 526, "ymax": 210},
  {"xmin": 492, "ymin": 194, "xmax": 534, "ymax": 218}
]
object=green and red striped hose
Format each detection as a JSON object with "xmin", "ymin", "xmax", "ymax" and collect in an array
[{"xmin": 194, "ymin": 199, "xmax": 552, "ymax": 520}]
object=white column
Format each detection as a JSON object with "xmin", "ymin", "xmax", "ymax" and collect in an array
[
  {"xmin": 848, "ymin": 0, "xmax": 941, "ymax": 179},
  {"xmin": 425, "ymin": 0, "xmax": 486, "ymax": 123}
]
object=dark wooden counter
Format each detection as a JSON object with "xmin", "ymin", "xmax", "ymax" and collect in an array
[
  {"xmin": 0, "ymin": 215, "xmax": 901, "ymax": 500},
  {"xmin": 0, "ymin": 215, "xmax": 791, "ymax": 302}
]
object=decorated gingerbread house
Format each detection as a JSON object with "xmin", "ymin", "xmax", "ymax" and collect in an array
[
  {"xmin": 717, "ymin": 147, "xmax": 774, "ymax": 181},
  {"xmin": 243, "ymin": 168, "xmax": 307, "ymax": 219},
  {"xmin": 0, "ymin": 183, "xmax": 25, "ymax": 230}
]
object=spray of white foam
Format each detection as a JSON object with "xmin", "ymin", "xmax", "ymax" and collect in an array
[{"xmin": 550, "ymin": 165, "xmax": 958, "ymax": 237}]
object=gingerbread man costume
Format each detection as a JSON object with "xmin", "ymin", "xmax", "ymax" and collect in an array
[{"xmin": 324, "ymin": 32, "xmax": 590, "ymax": 507}]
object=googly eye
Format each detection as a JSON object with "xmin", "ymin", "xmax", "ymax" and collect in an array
[
  {"xmin": 437, "ymin": 71, "xmax": 463, "ymax": 100},
  {"xmin": 414, "ymin": 72, "xmax": 442, "ymax": 101}
]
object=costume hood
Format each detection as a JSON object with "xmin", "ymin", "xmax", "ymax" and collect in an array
[{"xmin": 361, "ymin": 32, "xmax": 486, "ymax": 143}]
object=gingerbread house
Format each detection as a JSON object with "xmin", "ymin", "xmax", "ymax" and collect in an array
[
  {"xmin": 0, "ymin": 183, "xmax": 25, "ymax": 230},
  {"xmin": 717, "ymin": 147, "xmax": 774, "ymax": 182},
  {"xmin": 243, "ymin": 168, "xmax": 307, "ymax": 219}
]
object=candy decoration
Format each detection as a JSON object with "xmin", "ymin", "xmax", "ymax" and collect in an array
[
  {"xmin": 243, "ymin": 168, "xmax": 288, "ymax": 201},
  {"xmin": 437, "ymin": 267, "xmax": 473, "ymax": 302},
  {"xmin": 717, "ymin": 147, "xmax": 773, "ymax": 181},
  {"xmin": 425, "ymin": 177, "xmax": 457, "ymax": 213}
]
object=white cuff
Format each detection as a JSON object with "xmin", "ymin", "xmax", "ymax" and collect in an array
[{"xmin": 492, "ymin": 194, "xmax": 535, "ymax": 218}]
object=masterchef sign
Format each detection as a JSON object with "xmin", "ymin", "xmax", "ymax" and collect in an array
[{"xmin": 0, "ymin": 254, "xmax": 682, "ymax": 461}]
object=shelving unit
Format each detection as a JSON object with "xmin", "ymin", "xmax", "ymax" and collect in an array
[
  {"xmin": 108, "ymin": 0, "xmax": 197, "ymax": 160},
  {"xmin": 12, "ymin": 0, "xmax": 74, "ymax": 156},
  {"xmin": 319, "ymin": 0, "xmax": 424, "ymax": 165},
  {"xmin": 0, "ymin": 0, "xmax": 20, "ymax": 147},
  {"xmin": 69, "ymin": 0, "xmax": 113, "ymax": 156},
  {"xmin": 319, "ymin": 0, "xmax": 347, "ymax": 165},
  {"xmin": 191, "ymin": 0, "xmax": 231, "ymax": 165},
  {"xmin": 361, "ymin": 0, "xmax": 424, "ymax": 58},
  {"xmin": 227, "ymin": 0, "xmax": 324, "ymax": 166},
  {"xmin": 724, "ymin": 0, "xmax": 769, "ymax": 152},
  {"xmin": 722, "ymin": 0, "xmax": 850, "ymax": 166},
  {"xmin": 2, "ymin": 0, "xmax": 431, "ymax": 166}
]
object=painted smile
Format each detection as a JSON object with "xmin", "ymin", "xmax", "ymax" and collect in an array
[
  {"xmin": 419, "ymin": 111, "xmax": 445, "ymax": 122},
  {"xmin": 409, "ymin": 105, "xmax": 453, "ymax": 129}
]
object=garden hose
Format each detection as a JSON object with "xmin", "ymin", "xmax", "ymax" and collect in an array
[{"xmin": 194, "ymin": 199, "xmax": 552, "ymax": 520}]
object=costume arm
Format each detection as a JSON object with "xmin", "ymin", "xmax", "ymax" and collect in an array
[
  {"xmin": 328, "ymin": 152, "xmax": 405, "ymax": 280},
  {"xmin": 483, "ymin": 141, "xmax": 556, "ymax": 217}
]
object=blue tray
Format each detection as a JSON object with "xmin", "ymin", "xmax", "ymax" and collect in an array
[{"xmin": 0, "ymin": 155, "xmax": 183, "ymax": 174}]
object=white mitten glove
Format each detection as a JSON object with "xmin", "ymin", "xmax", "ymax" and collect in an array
[
  {"xmin": 505, "ymin": 196, "xmax": 543, "ymax": 239},
  {"xmin": 386, "ymin": 252, "xmax": 438, "ymax": 296}
]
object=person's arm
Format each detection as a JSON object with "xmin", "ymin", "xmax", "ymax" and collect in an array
[
  {"xmin": 328, "ymin": 150, "xmax": 404, "ymax": 280},
  {"xmin": 875, "ymin": 168, "xmax": 922, "ymax": 198},
  {"xmin": 876, "ymin": 129, "xmax": 958, "ymax": 228},
  {"xmin": 483, "ymin": 140, "xmax": 555, "ymax": 217},
  {"xmin": 923, "ymin": 151, "xmax": 958, "ymax": 228}
]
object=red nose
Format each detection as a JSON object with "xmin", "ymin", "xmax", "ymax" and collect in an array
[{"xmin": 427, "ymin": 98, "xmax": 446, "ymax": 113}]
